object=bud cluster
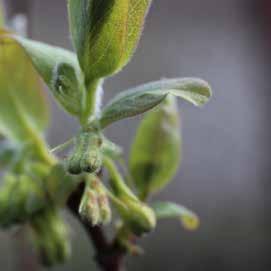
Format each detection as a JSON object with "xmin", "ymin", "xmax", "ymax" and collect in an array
[{"xmin": 79, "ymin": 175, "xmax": 111, "ymax": 226}]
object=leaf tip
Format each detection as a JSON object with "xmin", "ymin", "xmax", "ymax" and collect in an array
[{"xmin": 181, "ymin": 213, "xmax": 200, "ymax": 231}]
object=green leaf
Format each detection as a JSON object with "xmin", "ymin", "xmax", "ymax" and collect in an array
[
  {"xmin": 99, "ymin": 78, "xmax": 212, "ymax": 128},
  {"xmin": 0, "ymin": 29, "xmax": 85, "ymax": 117},
  {"xmin": 68, "ymin": 0, "xmax": 152, "ymax": 86},
  {"xmin": 152, "ymin": 201, "xmax": 200, "ymax": 231},
  {"xmin": 0, "ymin": 30, "xmax": 49, "ymax": 142},
  {"xmin": 129, "ymin": 96, "xmax": 181, "ymax": 199}
]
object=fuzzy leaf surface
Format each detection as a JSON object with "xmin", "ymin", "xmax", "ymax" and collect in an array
[
  {"xmin": 99, "ymin": 78, "xmax": 212, "ymax": 128},
  {"xmin": 0, "ymin": 30, "xmax": 85, "ymax": 117}
]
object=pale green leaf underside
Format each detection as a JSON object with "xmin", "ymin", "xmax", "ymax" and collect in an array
[
  {"xmin": 0, "ymin": 31, "xmax": 49, "ymax": 142},
  {"xmin": 0, "ymin": 30, "xmax": 85, "ymax": 117},
  {"xmin": 129, "ymin": 96, "xmax": 181, "ymax": 198},
  {"xmin": 152, "ymin": 201, "xmax": 200, "ymax": 231},
  {"xmin": 99, "ymin": 78, "xmax": 212, "ymax": 128}
]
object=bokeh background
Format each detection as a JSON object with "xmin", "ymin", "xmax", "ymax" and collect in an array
[{"xmin": 1, "ymin": 0, "xmax": 271, "ymax": 270}]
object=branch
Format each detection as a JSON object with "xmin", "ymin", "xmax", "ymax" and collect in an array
[{"xmin": 67, "ymin": 182, "xmax": 126, "ymax": 271}]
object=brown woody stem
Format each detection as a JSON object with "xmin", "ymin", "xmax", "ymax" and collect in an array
[{"xmin": 67, "ymin": 182, "xmax": 127, "ymax": 271}]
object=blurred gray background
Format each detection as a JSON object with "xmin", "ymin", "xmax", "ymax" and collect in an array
[{"xmin": 1, "ymin": 0, "xmax": 271, "ymax": 270}]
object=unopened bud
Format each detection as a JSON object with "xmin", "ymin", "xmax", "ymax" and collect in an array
[
  {"xmin": 67, "ymin": 131, "xmax": 103, "ymax": 175},
  {"xmin": 79, "ymin": 183, "xmax": 100, "ymax": 226},
  {"xmin": 119, "ymin": 198, "xmax": 156, "ymax": 236},
  {"xmin": 91, "ymin": 178, "xmax": 112, "ymax": 225},
  {"xmin": 79, "ymin": 176, "xmax": 112, "ymax": 226}
]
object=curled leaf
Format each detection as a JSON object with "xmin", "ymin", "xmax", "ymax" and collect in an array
[
  {"xmin": 0, "ymin": 29, "xmax": 85, "ymax": 117},
  {"xmin": 51, "ymin": 62, "xmax": 84, "ymax": 116},
  {"xmin": 129, "ymin": 96, "xmax": 181, "ymax": 199},
  {"xmin": 152, "ymin": 201, "xmax": 200, "ymax": 231},
  {"xmin": 99, "ymin": 78, "xmax": 212, "ymax": 128}
]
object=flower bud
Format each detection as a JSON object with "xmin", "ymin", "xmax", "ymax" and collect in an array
[
  {"xmin": 79, "ymin": 184, "xmax": 100, "ymax": 226},
  {"xmin": 91, "ymin": 177, "xmax": 112, "ymax": 225},
  {"xmin": 117, "ymin": 197, "xmax": 156, "ymax": 236},
  {"xmin": 67, "ymin": 131, "xmax": 103, "ymax": 175},
  {"xmin": 79, "ymin": 176, "xmax": 112, "ymax": 225},
  {"xmin": 97, "ymin": 194, "xmax": 112, "ymax": 225}
]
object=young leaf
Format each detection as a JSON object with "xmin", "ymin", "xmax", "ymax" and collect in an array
[
  {"xmin": 0, "ymin": 32, "xmax": 49, "ymax": 142},
  {"xmin": 99, "ymin": 78, "xmax": 212, "ymax": 128},
  {"xmin": 152, "ymin": 201, "xmax": 200, "ymax": 231},
  {"xmin": 68, "ymin": 0, "xmax": 152, "ymax": 86},
  {"xmin": 0, "ymin": 30, "xmax": 85, "ymax": 117},
  {"xmin": 129, "ymin": 96, "xmax": 181, "ymax": 199}
]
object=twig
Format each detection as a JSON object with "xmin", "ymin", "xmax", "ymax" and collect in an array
[{"xmin": 67, "ymin": 182, "xmax": 126, "ymax": 271}]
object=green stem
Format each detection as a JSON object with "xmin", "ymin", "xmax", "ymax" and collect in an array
[
  {"xmin": 103, "ymin": 157, "xmax": 137, "ymax": 201},
  {"xmin": 119, "ymin": 158, "xmax": 134, "ymax": 187},
  {"xmin": 80, "ymin": 79, "xmax": 101, "ymax": 127},
  {"xmin": 30, "ymin": 130, "xmax": 56, "ymax": 166}
]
